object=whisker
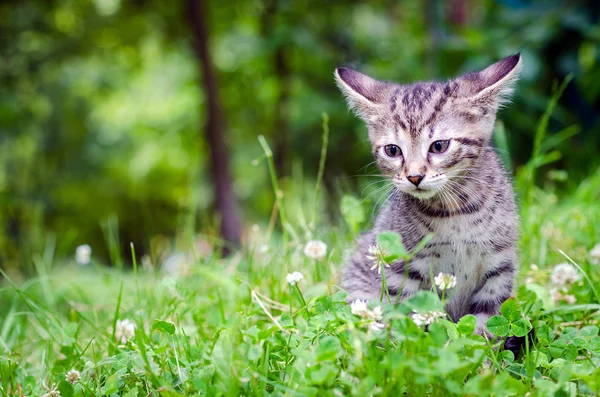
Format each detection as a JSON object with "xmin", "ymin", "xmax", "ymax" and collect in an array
[
  {"xmin": 372, "ymin": 188, "xmax": 396, "ymax": 217},
  {"xmin": 361, "ymin": 179, "xmax": 389, "ymax": 196},
  {"xmin": 444, "ymin": 180, "xmax": 479, "ymax": 212},
  {"xmin": 360, "ymin": 183, "xmax": 395, "ymax": 205},
  {"xmin": 442, "ymin": 183, "xmax": 461, "ymax": 211},
  {"xmin": 356, "ymin": 161, "xmax": 378, "ymax": 173},
  {"xmin": 373, "ymin": 188, "xmax": 399, "ymax": 218}
]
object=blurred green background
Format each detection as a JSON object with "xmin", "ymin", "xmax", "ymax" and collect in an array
[{"xmin": 1, "ymin": 0, "xmax": 599, "ymax": 273}]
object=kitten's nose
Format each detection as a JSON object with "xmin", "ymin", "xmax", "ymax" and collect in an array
[{"xmin": 407, "ymin": 174, "xmax": 424, "ymax": 186}]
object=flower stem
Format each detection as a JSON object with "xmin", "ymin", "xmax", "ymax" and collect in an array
[
  {"xmin": 289, "ymin": 284, "xmax": 293, "ymax": 314},
  {"xmin": 380, "ymin": 264, "xmax": 391, "ymax": 304},
  {"xmin": 295, "ymin": 284, "xmax": 307, "ymax": 308}
]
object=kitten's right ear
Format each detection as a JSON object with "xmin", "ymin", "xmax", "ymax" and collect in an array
[
  {"xmin": 334, "ymin": 67, "xmax": 387, "ymax": 121},
  {"xmin": 458, "ymin": 54, "xmax": 522, "ymax": 108}
]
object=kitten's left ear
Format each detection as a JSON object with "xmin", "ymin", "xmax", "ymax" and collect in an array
[{"xmin": 458, "ymin": 53, "xmax": 522, "ymax": 107}]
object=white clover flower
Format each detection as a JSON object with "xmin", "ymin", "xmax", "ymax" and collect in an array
[
  {"xmin": 412, "ymin": 313, "xmax": 427, "ymax": 327},
  {"xmin": 366, "ymin": 244, "xmax": 390, "ymax": 274},
  {"xmin": 369, "ymin": 321, "xmax": 386, "ymax": 331},
  {"xmin": 370, "ymin": 306, "xmax": 383, "ymax": 321},
  {"xmin": 434, "ymin": 273, "xmax": 457, "ymax": 290},
  {"xmin": 350, "ymin": 299, "xmax": 369, "ymax": 317},
  {"xmin": 65, "ymin": 369, "xmax": 81, "ymax": 385},
  {"xmin": 285, "ymin": 271, "xmax": 304, "ymax": 286},
  {"xmin": 563, "ymin": 294, "xmax": 576, "ymax": 304},
  {"xmin": 550, "ymin": 288, "xmax": 561, "ymax": 304},
  {"xmin": 258, "ymin": 244, "xmax": 270, "ymax": 254},
  {"xmin": 590, "ymin": 243, "xmax": 600, "ymax": 264},
  {"xmin": 115, "ymin": 319, "xmax": 136, "ymax": 344},
  {"xmin": 75, "ymin": 244, "xmax": 92, "ymax": 265},
  {"xmin": 550, "ymin": 288, "xmax": 577, "ymax": 305},
  {"xmin": 42, "ymin": 383, "xmax": 61, "ymax": 397},
  {"xmin": 303, "ymin": 240, "xmax": 327, "ymax": 260},
  {"xmin": 351, "ymin": 301, "xmax": 385, "ymax": 331},
  {"xmin": 412, "ymin": 310, "xmax": 446, "ymax": 327},
  {"xmin": 161, "ymin": 252, "xmax": 189, "ymax": 277},
  {"xmin": 550, "ymin": 263, "xmax": 581, "ymax": 288}
]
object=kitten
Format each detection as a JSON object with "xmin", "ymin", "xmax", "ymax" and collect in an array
[{"xmin": 335, "ymin": 54, "xmax": 521, "ymax": 336}]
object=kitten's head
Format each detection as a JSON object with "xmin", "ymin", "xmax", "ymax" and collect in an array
[{"xmin": 335, "ymin": 54, "xmax": 521, "ymax": 200}]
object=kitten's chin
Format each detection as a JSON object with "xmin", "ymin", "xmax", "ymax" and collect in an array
[{"xmin": 402, "ymin": 188, "xmax": 439, "ymax": 200}]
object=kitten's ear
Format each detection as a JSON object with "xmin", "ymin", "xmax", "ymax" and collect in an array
[
  {"xmin": 458, "ymin": 53, "xmax": 522, "ymax": 107},
  {"xmin": 334, "ymin": 67, "xmax": 388, "ymax": 121}
]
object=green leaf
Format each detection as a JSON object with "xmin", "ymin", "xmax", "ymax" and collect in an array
[
  {"xmin": 487, "ymin": 315, "xmax": 510, "ymax": 337},
  {"xmin": 511, "ymin": 317, "xmax": 532, "ymax": 337},
  {"xmin": 490, "ymin": 372, "xmax": 527, "ymax": 395},
  {"xmin": 102, "ymin": 373, "xmax": 120, "ymax": 395},
  {"xmin": 428, "ymin": 321, "xmax": 449, "ymax": 346},
  {"xmin": 563, "ymin": 344, "xmax": 578, "ymax": 361},
  {"xmin": 580, "ymin": 325, "xmax": 599, "ymax": 338},
  {"xmin": 560, "ymin": 327, "xmax": 577, "ymax": 341},
  {"xmin": 439, "ymin": 319, "xmax": 460, "ymax": 340},
  {"xmin": 315, "ymin": 336, "xmax": 342, "ymax": 362},
  {"xmin": 57, "ymin": 381, "xmax": 74, "ymax": 397},
  {"xmin": 405, "ymin": 290, "xmax": 443, "ymax": 312},
  {"xmin": 457, "ymin": 315, "xmax": 477, "ymax": 335},
  {"xmin": 278, "ymin": 313, "xmax": 294, "ymax": 328},
  {"xmin": 533, "ymin": 379, "xmax": 560, "ymax": 394},
  {"xmin": 548, "ymin": 360, "xmax": 568, "ymax": 382},
  {"xmin": 340, "ymin": 195, "xmax": 365, "ymax": 233},
  {"xmin": 306, "ymin": 363, "xmax": 338, "ymax": 386},
  {"xmin": 549, "ymin": 339, "xmax": 567, "ymax": 359},
  {"xmin": 530, "ymin": 351, "xmax": 549, "ymax": 368},
  {"xmin": 434, "ymin": 352, "xmax": 462, "ymax": 376},
  {"xmin": 24, "ymin": 376, "xmax": 36, "ymax": 391},
  {"xmin": 247, "ymin": 344, "xmax": 263, "ymax": 362},
  {"xmin": 548, "ymin": 358, "xmax": 566, "ymax": 368},
  {"xmin": 410, "ymin": 233, "xmax": 434, "ymax": 256},
  {"xmin": 524, "ymin": 283, "xmax": 555, "ymax": 311},
  {"xmin": 493, "ymin": 122, "xmax": 512, "ymax": 172},
  {"xmin": 123, "ymin": 387, "xmax": 139, "ymax": 397},
  {"xmin": 152, "ymin": 319, "xmax": 175, "ymax": 335},
  {"xmin": 572, "ymin": 337, "xmax": 589, "ymax": 350},
  {"xmin": 499, "ymin": 349, "xmax": 514, "ymax": 365},
  {"xmin": 540, "ymin": 125, "xmax": 579, "ymax": 153},
  {"xmin": 500, "ymin": 298, "xmax": 521, "ymax": 323},
  {"xmin": 544, "ymin": 304, "xmax": 600, "ymax": 315},
  {"xmin": 376, "ymin": 231, "xmax": 406, "ymax": 261},
  {"xmin": 535, "ymin": 324, "xmax": 553, "ymax": 345}
]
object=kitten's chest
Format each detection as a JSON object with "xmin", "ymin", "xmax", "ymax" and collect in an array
[
  {"xmin": 416, "ymin": 217, "xmax": 495, "ymax": 289},
  {"xmin": 426, "ymin": 241, "xmax": 487, "ymax": 291}
]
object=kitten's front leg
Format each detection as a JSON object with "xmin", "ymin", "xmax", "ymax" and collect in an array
[
  {"xmin": 469, "ymin": 258, "xmax": 516, "ymax": 337},
  {"xmin": 386, "ymin": 260, "xmax": 427, "ymax": 301}
]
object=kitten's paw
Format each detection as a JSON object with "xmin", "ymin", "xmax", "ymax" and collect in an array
[
  {"xmin": 474, "ymin": 323, "xmax": 495, "ymax": 340},
  {"xmin": 474, "ymin": 314, "xmax": 494, "ymax": 340},
  {"xmin": 503, "ymin": 336, "xmax": 524, "ymax": 356}
]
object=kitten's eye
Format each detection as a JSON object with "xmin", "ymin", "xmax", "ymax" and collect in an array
[
  {"xmin": 429, "ymin": 140, "xmax": 450, "ymax": 154},
  {"xmin": 384, "ymin": 145, "xmax": 402, "ymax": 158}
]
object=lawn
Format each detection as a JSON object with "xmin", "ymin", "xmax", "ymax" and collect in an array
[
  {"xmin": 2, "ymin": 141, "xmax": 600, "ymax": 396},
  {"xmin": 3, "ymin": 1, "xmax": 600, "ymax": 396}
]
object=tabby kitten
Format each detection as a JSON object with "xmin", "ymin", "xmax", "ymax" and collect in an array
[{"xmin": 335, "ymin": 54, "xmax": 521, "ymax": 335}]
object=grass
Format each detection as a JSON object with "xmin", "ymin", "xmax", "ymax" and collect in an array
[{"xmin": 2, "ymin": 109, "xmax": 600, "ymax": 396}]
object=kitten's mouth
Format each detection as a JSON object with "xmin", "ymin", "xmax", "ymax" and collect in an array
[{"xmin": 406, "ymin": 187, "xmax": 438, "ymax": 199}]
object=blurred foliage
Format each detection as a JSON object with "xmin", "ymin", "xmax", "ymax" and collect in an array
[{"xmin": 1, "ymin": 0, "xmax": 599, "ymax": 272}]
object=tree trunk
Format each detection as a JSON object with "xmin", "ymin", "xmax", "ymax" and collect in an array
[
  {"xmin": 187, "ymin": 0, "xmax": 241, "ymax": 253},
  {"xmin": 273, "ymin": 45, "xmax": 291, "ymax": 175},
  {"xmin": 261, "ymin": 0, "xmax": 291, "ymax": 176}
]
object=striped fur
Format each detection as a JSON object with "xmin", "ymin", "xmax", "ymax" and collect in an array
[{"xmin": 335, "ymin": 54, "xmax": 522, "ymax": 336}]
